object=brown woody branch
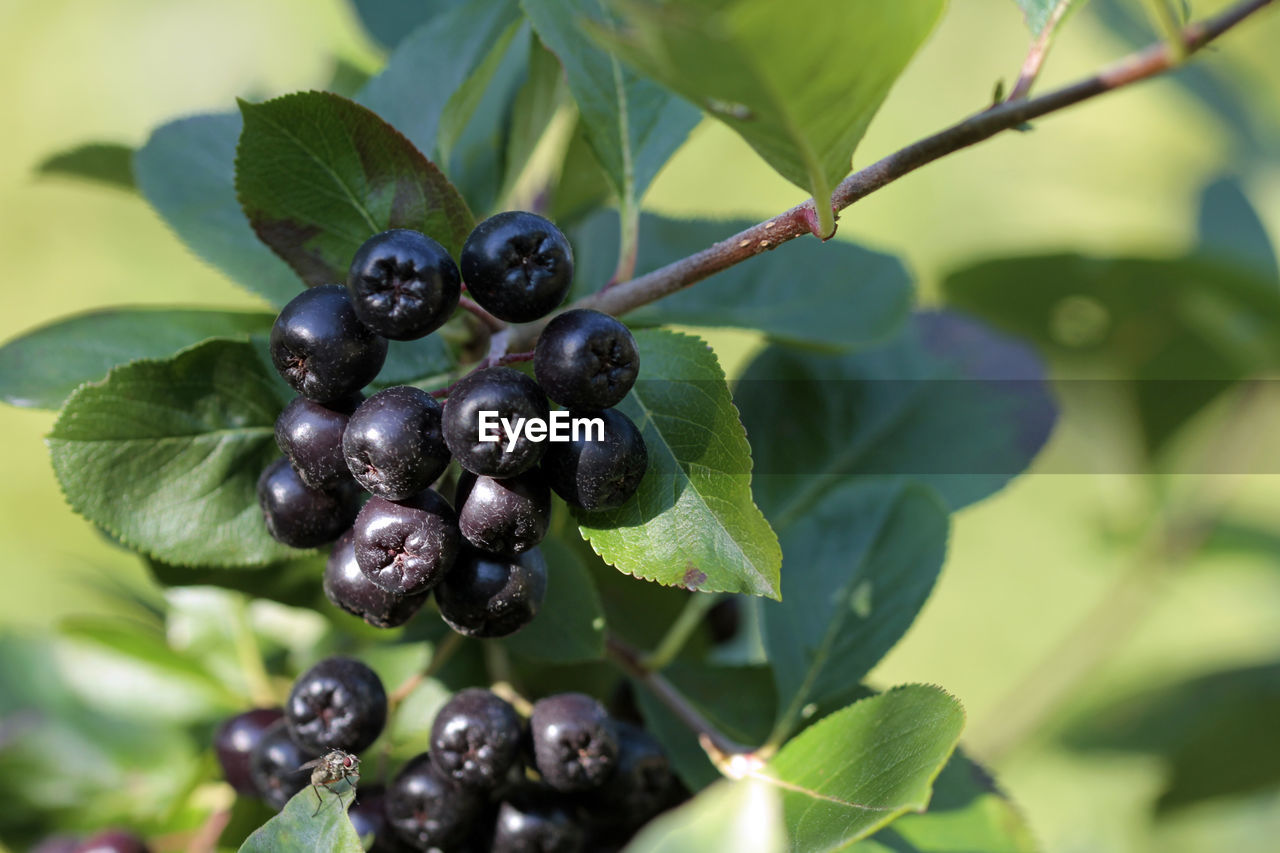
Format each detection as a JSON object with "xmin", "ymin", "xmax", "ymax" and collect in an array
[{"xmin": 509, "ymin": 0, "xmax": 1274, "ymax": 350}]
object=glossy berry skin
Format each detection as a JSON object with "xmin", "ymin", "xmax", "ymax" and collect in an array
[
  {"xmin": 429, "ymin": 688, "xmax": 523, "ymax": 789},
  {"xmin": 385, "ymin": 753, "xmax": 484, "ymax": 851},
  {"xmin": 347, "ymin": 229, "xmax": 461, "ymax": 340},
  {"xmin": 353, "ymin": 491, "xmax": 461, "ymax": 595},
  {"xmin": 455, "ymin": 470, "xmax": 551, "ymax": 555},
  {"xmin": 348, "ymin": 785, "xmax": 413, "ymax": 853},
  {"xmin": 249, "ymin": 719, "xmax": 320, "ymax": 810},
  {"xmin": 492, "ymin": 792, "xmax": 585, "ymax": 853},
  {"xmin": 435, "ymin": 547, "xmax": 547, "ymax": 638},
  {"xmin": 343, "ymin": 386, "xmax": 450, "ymax": 500},
  {"xmin": 269, "ymin": 284, "xmax": 388, "ymax": 403},
  {"xmin": 584, "ymin": 722, "xmax": 673, "ymax": 830},
  {"xmin": 460, "ymin": 211, "xmax": 574, "ymax": 323},
  {"xmin": 285, "ymin": 656, "xmax": 388, "ymax": 755},
  {"xmin": 534, "ymin": 309, "xmax": 639, "ymax": 410},
  {"xmin": 443, "ymin": 367, "xmax": 550, "ymax": 478},
  {"xmin": 324, "ymin": 530, "xmax": 429, "ymax": 628},
  {"xmin": 257, "ymin": 457, "xmax": 360, "ymax": 549},
  {"xmin": 540, "ymin": 408, "xmax": 647, "ymax": 511},
  {"xmin": 71, "ymin": 831, "xmax": 152, "ymax": 853},
  {"xmin": 275, "ymin": 393, "xmax": 362, "ymax": 489},
  {"xmin": 529, "ymin": 693, "xmax": 619, "ymax": 792},
  {"xmin": 214, "ymin": 707, "xmax": 285, "ymax": 796}
]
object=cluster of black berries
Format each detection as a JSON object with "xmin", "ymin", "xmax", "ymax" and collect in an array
[
  {"xmin": 257, "ymin": 211, "xmax": 648, "ymax": 639},
  {"xmin": 214, "ymin": 656, "xmax": 678, "ymax": 850},
  {"xmin": 212, "ymin": 657, "xmax": 389, "ymax": 812}
]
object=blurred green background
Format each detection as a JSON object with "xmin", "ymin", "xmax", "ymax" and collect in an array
[{"xmin": 2, "ymin": 0, "xmax": 1279, "ymax": 850}]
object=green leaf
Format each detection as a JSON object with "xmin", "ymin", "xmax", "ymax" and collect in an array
[
  {"xmin": 592, "ymin": 0, "xmax": 945, "ymax": 234},
  {"xmin": 358, "ymin": 0, "xmax": 522, "ymax": 163},
  {"xmin": 575, "ymin": 329, "xmax": 782, "ymax": 599},
  {"xmin": 135, "ymin": 113, "xmax": 303, "ymax": 307},
  {"xmin": 759, "ymin": 685, "xmax": 965, "ymax": 851},
  {"xmin": 849, "ymin": 751, "xmax": 1038, "ymax": 852},
  {"xmin": 235, "ymin": 91, "xmax": 474, "ymax": 286},
  {"xmin": 500, "ymin": 536, "xmax": 606, "ymax": 662},
  {"xmin": 1062, "ymin": 662, "xmax": 1280, "ymax": 812},
  {"xmin": 1014, "ymin": 0, "xmax": 1085, "ymax": 36},
  {"xmin": 572, "ymin": 212, "xmax": 912, "ymax": 350},
  {"xmin": 239, "ymin": 777, "xmax": 364, "ymax": 853},
  {"xmin": 59, "ymin": 616, "xmax": 238, "ymax": 706},
  {"xmin": 350, "ymin": 0, "xmax": 466, "ymax": 50},
  {"xmin": 632, "ymin": 663, "xmax": 776, "ymax": 791},
  {"xmin": 0, "ymin": 307, "xmax": 273, "ymax": 410},
  {"xmin": 737, "ymin": 312, "xmax": 1057, "ymax": 520},
  {"xmin": 624, "ymin": 777, "xmax": 786, "ymax": 853},
  {"xmin": 47, "ymin": 339, "xmax": 296, "ymax": 567},
  {"xmin": 763, "ymin": 482, "xmax": 949, "ymax": 740},
  {"xmin": 942, "ymin": 254, "xmax": 1280, "ymax": 454},
  {"xmin": 146, "ymin": 555, "xmax": 324, "ymax": 609},
  {"xmin": 1197, "ymin": 177, "xmax": 1279, "ymax": 281},
  {"xmin": 36, "ymin": 142, "xmax": 136, "ymax": 191},
  {"xmin": 522, "ymin": 0, "xmax": 701, "ymax": 214}
]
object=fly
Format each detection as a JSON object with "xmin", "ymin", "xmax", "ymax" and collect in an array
[{"xmin": 298, "ymin": 749, "xmax": 361, "ymax": 816}]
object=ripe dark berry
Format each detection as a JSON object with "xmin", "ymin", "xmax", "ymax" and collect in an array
[
  {"xmin": 429, "ymin": 688, "xmax": 523, "ymax": 789},
  {"xmin": 325, "ymin": 529, "xmax": 429, "ymax": 628},
  {"xmin": 460, "ymin": 211, "xmax": 574, "ymax": 323},
  {"xmin": 707, "ymin": 597, "xmax": 741, "ymax": 645},
  {"xmin": 249, "ymin": 719, "xmax": 320, "ymax": 810},
  {"xmin": 534, "ymin": 309, "xmax": 639, "ymax": 410},
  {"xmin": 285, "ymin": 656, "xmax": 388, "ymax": 754},
  {"xmin": 214, "ymin": 707, "xmax": 284, "ymax": 796},
  {"xmin": 269, "ymin": 284, "xmax": 388, "ymax": 403},
  {"xmin": 385, "ymin": 753, "xmax": 484, "ymax": 851},
  {"xmin": 540, "ymin": 408, "xmax": 647, "ymax": 511},
  {"xmin": 353, "ymin": 491, "xmax": 461, "ymax": 595},
  {"xmin": 71, "ymin": 831, "xmax": 151, "ymax": 853},
  {"xmin": 529, "ymin": 693, "xmax": 618, "ymax": 792},
  {"xmin": 442, "ymin": 367, "xmax": 549, "ymax": 478},
  {"xmin": 491, "ymin": 791, "xmax": 585, "ymax": 853},
  {"xmin": 257, "ymin": 457, "xmax": 360, "ymax": 549},
  {"xmin": 347, "ymin": 229, "xmax": 461, "ymax": 340},
  {"xmin": 455, "ymin": 470, "xmax": 551, "ymax": 555},
  {"xmin": 348, "ymin": 785, "xmax": 411, "ymax": 853},
  {"xmin": 343, "ymin": 386, "xmax": 450, "ymax": 500},
  {"xmin": 275, "ymin": 393, "xmax": 362, "ymax": 489},
  {"xmin": 435, "ymin": 547, "xmax": 547, "ymax": 638},
  {"xmin": 584, "ymin": 722, "xmax": 673, "ymax": 829}
]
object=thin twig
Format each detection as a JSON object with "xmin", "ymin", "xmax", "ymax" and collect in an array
[
  {"xmin": 508, "ymin": 0, "xmax": 1274, "ymax": 350},
  {"xmin": 606, "ymin": 633, "xmax": 753, "ymax": 759},
  {"xmin": 458, "ymin": 296, "xmax": 507, "ymax": 334},
  {"xmin": 1007, "ymin": 0, "xmax": 1075, "ymax": 101}
]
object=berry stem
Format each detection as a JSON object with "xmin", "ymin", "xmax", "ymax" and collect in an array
[
  {"xmin": 428, "ymin": 350, "xmax": 536, "ymax": 399},
  {"xmin": 642, "ymin": 592, "xmax": 723, "ymax": 671},
  {"xmin": 605, "ymin": 632, "xmax": 755, "ymax": 762},
  {"xmin": 458, "ymin": 296, "xmax": 507, "ymax": 334},
  {"xmin": 387, "ymin": 631, "xmax": 466, "ymax": 711},
  {"xmin": 507, "ymin": 0, "xmax": 1275, "ymax": 351}
]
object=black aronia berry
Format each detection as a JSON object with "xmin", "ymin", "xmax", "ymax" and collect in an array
[
  {"xmin": 347, "ymin": 228, "xmax": 462, "ymax": 340},
  {"xmin": 460, "ymin": 211, "xmax": 575, "ymax": 323},
  {"xmin": 269, "ymin": 284, "xmax": 388, "ymax": 403}
]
